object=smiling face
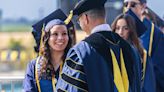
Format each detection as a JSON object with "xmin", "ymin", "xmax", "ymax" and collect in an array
[
  {"xmin": 115, "ymin": 18, "xmax": 130, "ymax": 40},
  {"xmin": 48, "ymin": 25, "xmax": 69, "ymax": 52}
]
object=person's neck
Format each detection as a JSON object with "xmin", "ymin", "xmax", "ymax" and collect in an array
[
  {"xmin": 88, "ymin": 19, "xmax": 106, "ymax": 34},
  {"xmin": 50, "ymin": 51, "xmax": 64, "ymax": 70}
]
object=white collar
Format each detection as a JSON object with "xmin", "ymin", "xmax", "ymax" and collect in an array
[
  {"xmin": 91, "ymin": 24, "xmax": 112, "ymax": 34},
  {"xmin": 124, "ymin": 0, "xmax": 134, "ymax": 2}
]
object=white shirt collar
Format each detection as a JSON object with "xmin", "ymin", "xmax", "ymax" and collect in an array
[
  {"xmin": 91, "ymin": 24, "xmax": 112, "ymax": 34},
  {"xmin": 124, "ymin": 0, "xmax": 133, "ymax": 2}
]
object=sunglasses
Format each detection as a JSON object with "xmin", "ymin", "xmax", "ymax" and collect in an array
[{"xmin": 124, "ymin": 2, "xmax": 141, "ymax": 8}]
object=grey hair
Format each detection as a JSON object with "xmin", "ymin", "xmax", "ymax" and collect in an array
[{"xmin": 84, "ymin": 7, "xmax": 106, "ymax": 19}]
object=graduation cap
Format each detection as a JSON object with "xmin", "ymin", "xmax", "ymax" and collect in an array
[
  {"xmin": 125, "ymin": 9, "xmax": 147, "ymax": 37},
  {"xmin": 64, "ymin": 0, "xmax": 107, "ymax": 22},
  {"xmin": 73, "ymin": 0, "xmax": 107, "ymax": 16},
  {"xmin": 32, "ymin": 9, "xmax": 74, "ymax": 53}
]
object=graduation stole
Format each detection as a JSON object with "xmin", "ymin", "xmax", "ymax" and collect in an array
[
  {"xmin": 35, "ymin": 56, "xmax": 57, "ymax": 92},
  {"xmin": 35, "ymin": 56, "xmax": 63, "ymax": 92},
  {"xmin": 110, "ymin": 48, "xmax": 129, "ymax": 92},
  {"xmin": 141, "ymin": 49, "xmax": 147, "ymax": 85},
  {"xmin": 148, "ymin": 23, "xmax": 154, "ymax": 56}
]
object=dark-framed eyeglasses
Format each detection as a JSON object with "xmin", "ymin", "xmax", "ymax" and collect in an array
[
  {"xmin": 76, "ymin": 13, "xmax": 83, "ymax": 25},
  {"xmin": 124, "ymin": 2, "xmax": 141, "ymax": 8}
]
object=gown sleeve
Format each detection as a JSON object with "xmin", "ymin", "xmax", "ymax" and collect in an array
[
  {"xmin": 56, "ymin": 45, "xmax": 88, "ymax": 92},
  {"xmin": 23, "ymin": 59, "xmax": 38, "ymax": 92}
]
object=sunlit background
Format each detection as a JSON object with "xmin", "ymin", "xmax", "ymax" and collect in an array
[{"xmin": 0, "ymin": 0, "xmax": 163, "ymax": 91}]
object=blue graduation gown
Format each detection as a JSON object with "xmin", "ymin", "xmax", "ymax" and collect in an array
[
  {"xmin": 141, "ymin": 18, "xmax": 164, "ymax": 92},
  {"xmin": 142, "ymin": 56, "xmax": 156, "ymax": 92},
  {"xmin": 130, "ymin": 45, "xmax": 156, "ymax": 92},
  {"xmin": 126, "ymin": 9, "xmax": 163, "ymax": 92},
  {"xmin": 56, "ymin": 31, "xmax": 141, "ymax": 92},
  {"xmin": 23, "ymin": 59, "xmax": 38, "ymax": 92},
  {"xmin": 23, "ymin": 58, "xmax": 59, "ymax": 92}
]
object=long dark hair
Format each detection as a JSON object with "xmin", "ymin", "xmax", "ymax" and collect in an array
[
  {"xmin": 112, "ymin": 14, "xmax": 144, "ymax": 58},
  {"xmin": 38, "ymin": 24, "xmax": 72, "ymax": 79}
]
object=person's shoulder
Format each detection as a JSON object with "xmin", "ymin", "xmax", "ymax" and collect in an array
[
  {"xmin": 73, "ymin": 40, "xmax": 90, "ymax": 48},
  {"xmin": 29, "ymin": 58, "xmax": 37, "ymax": 65},
  {"xmin": 66, "ymin": 41, "xmax": 93, "ymax": 64},
  {"xmin": 71, "ymin": 41, "xmax": 92, "ymax": 54},
  {"xmin": 26, "ymin": 57, "xmax": 39, "ymax": 68}
]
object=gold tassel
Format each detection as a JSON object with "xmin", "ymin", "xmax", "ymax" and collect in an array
[
  {"xmin": 64, "ymin": 10, "xmax": 73, "ymax": 25},
  {"xmin": 123, "ymin": 0, "xmax": 126, "ymax": 13},
  {"xmin": 35, "ymin": 24, "xmax": 45, "ymax": 92},
  {"xmin": 123, "ymin": 7, "xmax": 126, "ymax": 14},
  {"xmin": 39, "ymin": 23, "xmax": 45, "ymax": 56}
]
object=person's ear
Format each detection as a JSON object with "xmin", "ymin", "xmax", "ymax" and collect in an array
[
  {"xmin": 84, "ymin": 14, "xmax": 89, "ymax": 25},
  {"xmin": 141, "ymin": 4, "xmax": 147, "ymax": 13}
]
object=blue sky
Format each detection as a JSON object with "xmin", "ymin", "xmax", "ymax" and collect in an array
[
  {"xmin": 0, "ymin": 0, "xmax": 163, "ymax": 20},
  {"xmin": 0, "ymin": 0, "xmax": 57, "ymax": 20},
  {"xmin": 147, "ymin": 0, "xmax": 164, "ymax": 19}
]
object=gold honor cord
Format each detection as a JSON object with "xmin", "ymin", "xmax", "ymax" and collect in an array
[
  {"xmin": 52, "ymin": 61, "xmax": 63, "ymax": 91},
  {"xmin": 35, "ymin": 23, "xmax": 45, "ymax": 92},
  {"xmin": 35, "ymin": 56, "xmax": 42, "ymax": 92},
  {"xmin": 148, "ymin": 23, "xmax": 154, "ymax": 56},
  {"xmin": 52, "ymin": 75, "xmax": 57, "ymax": 92},
  {"xmin": 110, "ymin": 49, "xmax": 129, "ymax": 92},
  {"xmin": 141, "ymin": 49, "xmax": 147, "ymax": 83}
]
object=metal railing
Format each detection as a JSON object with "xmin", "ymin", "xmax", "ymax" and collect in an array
[{"xmin": 0, "ymin": 76, "xmax": 24, "ymax": 92}]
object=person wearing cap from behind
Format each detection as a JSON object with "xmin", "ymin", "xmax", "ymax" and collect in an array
[
  {"xmin": 124, "ymin": 0, "xmax": 164, "ymax": 92},
  {"xmin": 23, "ymin": 9, "xmax": 74, "ymax": 92},
  {"xmin": 56, "ymin": 0, "xmax": 141, "ymax": 92}
]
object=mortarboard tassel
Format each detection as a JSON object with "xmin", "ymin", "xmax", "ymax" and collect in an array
[
  {"xmin": 123, "ymin": 0, "xmax": 126, "ymax": 13},
  {"xmin": 35, "ymin": 23, "xmax": 45, "ymax": 92},
  {"xmin": 39, "ymin": 23, "xmax": 45, "ymax": 56},
  {"xmin": 64, "ymin": 10, "xmax": 73, "ymax": 25}
]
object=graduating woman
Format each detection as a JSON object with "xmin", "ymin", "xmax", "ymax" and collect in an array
[
  {"xmin": 112, "ymin": 13, "xmax": 156, "ymax": 92},
  {"xmin": 23, "ymin": 18, "xmax": 73, "ymax": 92}
]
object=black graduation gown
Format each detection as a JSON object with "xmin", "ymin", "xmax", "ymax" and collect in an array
[{"xmin": 56, "ymin": 31, "xmax": 141, "ymax": 92}]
